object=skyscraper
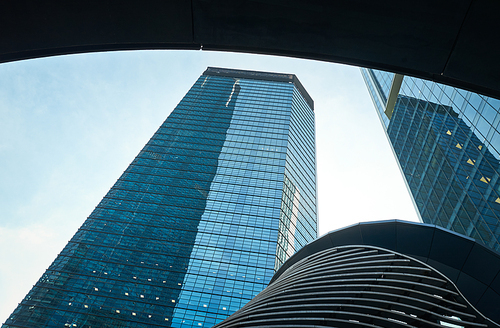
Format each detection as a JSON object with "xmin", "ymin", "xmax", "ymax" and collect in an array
[
  {"xmin": 362, "ymin": 68, "xmax": 500, "ymax": 252},
  {"xmin": 3, "ymin": 67, "xmax": 317, "ymax": 328}
]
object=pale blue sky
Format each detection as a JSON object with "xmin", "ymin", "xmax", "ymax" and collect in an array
[{"xmin": 0, "ymin": 50, "xmax": 419, "ymax": 322}]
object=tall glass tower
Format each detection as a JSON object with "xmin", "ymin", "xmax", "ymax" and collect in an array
[
  {"xmin": 362, "ymin": 68, "xmax": 500, "ymax": 252},
  {"xmin": 3, "ymin": 67, "xmax": 317, "ymax": 328}
]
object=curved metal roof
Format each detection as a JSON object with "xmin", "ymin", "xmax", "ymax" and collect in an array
[
  {"xmin": 217, "ymin": 244, "xmax": 499, "ymax": 327},
  {"xmin": 271, "ymin": 220, "xmax": 500, "ymax": 324},
  {"xmin": 0, "ymin": 1, "xmax": 499, "ymax": 98}
]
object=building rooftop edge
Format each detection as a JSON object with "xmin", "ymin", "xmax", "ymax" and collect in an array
[{"xmin": 203, "ymin": 67, "xmax": 314, "ymax": 110}]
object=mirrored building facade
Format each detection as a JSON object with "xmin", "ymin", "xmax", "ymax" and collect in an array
[
  {"xmin": 362, "ymin": 68, "xmax": 500, "ymax": 252},
  {"xmin": 3, "ymin": 67, "xmax": 317, "ymax": 328}
]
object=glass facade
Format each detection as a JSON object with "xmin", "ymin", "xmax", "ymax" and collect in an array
[
  {"xmin": 3, "ymin": 67, "xmax": 317, "ymax": 328},
  {"xmin": 362, "ymin": 68, "xmax": 500, "ymax": 252}
]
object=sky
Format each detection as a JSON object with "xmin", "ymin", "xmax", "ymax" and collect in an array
[{"xmin": 0, "ymin": 50, "xmax": 419, "ymax": 322}]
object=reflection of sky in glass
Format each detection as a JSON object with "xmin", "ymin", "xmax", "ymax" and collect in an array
[
  {"xmin": 361, "ymin": 69, "xmax": 394, "ymax": 128},
  {"xmin": 172, "ymin": 76, "xmax": 317, "ymax": 328},
  {"xmin": 282, "ymin": 87, "xmax": 317, "ymax": 249}
]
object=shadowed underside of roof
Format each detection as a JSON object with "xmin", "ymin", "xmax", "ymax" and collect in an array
[{"xmin": 0, "ymin": 0, "xmax": 499, "ymax": 98}]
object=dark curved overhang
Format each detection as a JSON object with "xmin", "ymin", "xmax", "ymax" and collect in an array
[
  {"xmin": 218, "ymin": 244, "xmax": 498, "ymax": 327},
  {"xmin": 1, "ymin": 1, "xmax": 499, "ymax": 99},
  {"xmin": 272, "ymin": 220, "xmax": 500, "ymax": 323}
]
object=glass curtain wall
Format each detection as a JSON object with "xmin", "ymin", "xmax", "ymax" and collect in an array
[
  {"xmin": 362, "ymin": 68, "xmax": 500, "ymax": 252},
  {"xmin": 3, "ymin": 68, "xmax": 317, "ymax": 328}
]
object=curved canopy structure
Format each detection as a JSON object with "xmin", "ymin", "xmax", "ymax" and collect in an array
[
  {"xmin": 1, "ymin": 1, "xmax": 499, "ymax": 98},
  {"xmin": 217, "ymin": 245, "xmax": 499, "ymax": 327},
  {"xmin": 219, "ymin": 220, "xmax": 500, "ymax": 326}
]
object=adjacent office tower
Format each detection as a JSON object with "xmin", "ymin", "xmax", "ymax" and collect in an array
[
  {"xmin": 362, "ymin": 68, "xmax": 500, "ymax": 252},
  {"xmin": 3, "ymin": 67, "xmax": 317, "ymax": 328}
]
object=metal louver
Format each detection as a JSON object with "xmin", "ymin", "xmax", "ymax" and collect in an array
[{"xmin": 215, "ymin": 245, "xmax": 499, "ymax": 328}]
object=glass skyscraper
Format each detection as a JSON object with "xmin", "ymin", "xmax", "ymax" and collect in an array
[
  {"xmin": 3, "ymin": 67, "xmax": 317, "ymax": 328},
  {"xmin": 362, "ymin": 68, "xmax": 500, "ymax": 252}
]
